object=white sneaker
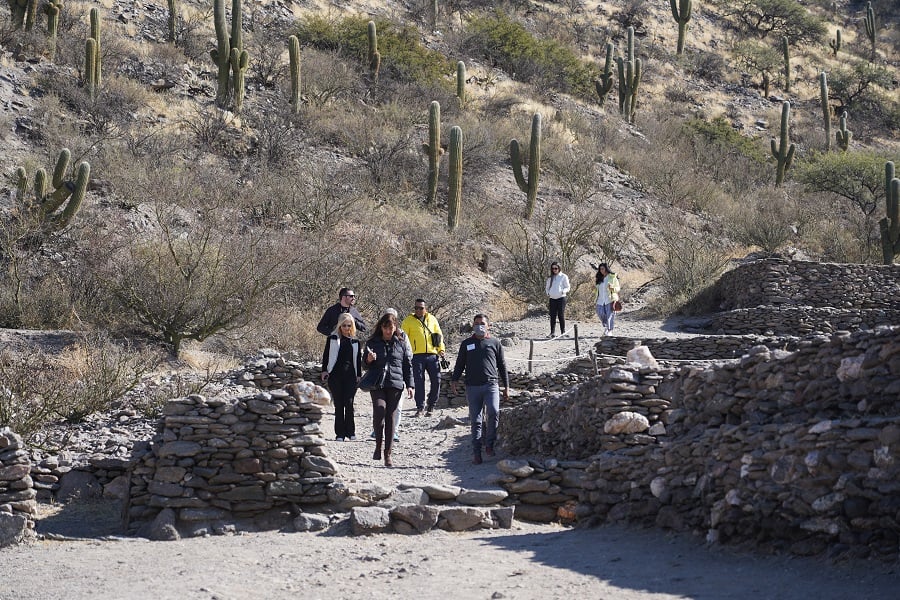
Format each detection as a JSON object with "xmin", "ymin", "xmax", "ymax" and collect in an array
[
  {"xmin": 349, "ymin": 436, "xmax": 357, "ymax": 441},
  {"xmin": 335, "ymin": 437, "xmax": 345, "ymax": 442}
]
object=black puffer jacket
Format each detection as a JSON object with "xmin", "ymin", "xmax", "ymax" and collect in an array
[{"xmin": 364, "ymin": 334, "xmax": 413, "ymax": 391}]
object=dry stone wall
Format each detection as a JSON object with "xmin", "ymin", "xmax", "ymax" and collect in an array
[
  {"xmin": 0, "ymin": 429, "xmax": 35, "ymax": 547},
  {"xmin": 499, "ymin": 326, "xmax": 900, "ymax": 559}
]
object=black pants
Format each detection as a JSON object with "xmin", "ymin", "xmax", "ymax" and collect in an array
[
  {"xmin": 328, "ymin": 374, "xmax": 357, "ymax": 438},
  {"xmin": 549, "ymin": 297, "xmax": 567, "ymax": 335},
  {"xmin": 371, "ymin": 387, "xmax": 402, "ymax": 454}
]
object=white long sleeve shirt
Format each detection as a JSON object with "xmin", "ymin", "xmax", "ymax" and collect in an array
[{"xmin": 545, "ymin": 273, "xmax": 571, "ymax": 299}]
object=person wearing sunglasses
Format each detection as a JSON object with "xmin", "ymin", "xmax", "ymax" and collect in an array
[
  {"xmin": 400, "ymin": 299, "xmax": 446, "ymax": 417},
  {"xmin": 321, "ymin": 313, "xmax": 362, "ymax": 441},
  {"xmin": 545, "ymin": 262, "xmax": 571, "ymax": 338},
  {"xmin": 316, "ymin": 287, "xmax": 368, "ymax": 336}
]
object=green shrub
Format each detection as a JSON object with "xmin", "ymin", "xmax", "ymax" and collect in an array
[
  {"xmin": 295, "ymin": 14, "xmax": 452, "ymax": 85},
  {"xmin": 684, "ymin": 116, "xmax": 768, "ymax": 165},
  {"xmin": 713, "ymin": 0, "xmax": 826, "ymax": 44},
  {"xmin": 463, "ymin": 11, "xmax": 598, "ymax": 98},
  {"xmin": 795, "ymin": 150, "xmax": 898, "ymax": 216}
]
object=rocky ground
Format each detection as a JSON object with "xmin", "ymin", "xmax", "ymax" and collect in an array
[{"xmin": 2, "ymin": 310, "xmax": 899, "ymax": 598}]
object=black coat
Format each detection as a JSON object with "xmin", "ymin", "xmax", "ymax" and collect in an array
[{"xmin": 364, "ymin": 335, "xmax": 413, "ymax": 391}]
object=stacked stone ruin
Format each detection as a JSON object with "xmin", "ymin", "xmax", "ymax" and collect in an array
[
  {"xmin": 498, "ymin": 258, "xmax": 900, "ymax": 559},
  {"xmin": 0, "ymin": 429, "xmax": 35, "ymax": 547}
]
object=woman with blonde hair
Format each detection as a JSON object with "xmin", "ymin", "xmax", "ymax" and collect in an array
[{"xmin": 321, "ymin": 312, "xmax": 362, "ymax": 441}]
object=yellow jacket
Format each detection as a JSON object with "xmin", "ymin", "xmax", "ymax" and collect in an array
[{"xmin": 401, "ymin": 312, "xmax": 445, "ymax": 355}]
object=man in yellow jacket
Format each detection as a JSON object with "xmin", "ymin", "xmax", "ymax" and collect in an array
[{"xmin": 401, "ymin": 299, "xmax": 446, "ymax": 417}]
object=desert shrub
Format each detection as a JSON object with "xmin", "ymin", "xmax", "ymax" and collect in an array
[
  {"xmin": 812, "ymin": 210, "xmax": 881, "ymax": 264},
  {"xmin": 0, "ymin": 334, "xmax": 158, "ymax": 439},
  {"xmin": 732, "ymin": 39, "xmax": 781, "ymax": 96},
  {"xmin": 684, "ymin": 50, "xmax": 727, "ymax": 82},
  {"xmin": 713, "ymin": 0, "xmax": 826, "ymax": 43},
  {"xmin": 654, "ymin": 221, "xmax": 733, "ymax": 309},
  {"xmin": 294, "ymin": 48, "xmax": 362, "ymax": 107},
  {"xmin": 243, "ymin": 100, "xmax": 303, "ymax": 167},
  {"xmin": 684, "ymin": 116, "xmax": 769, "ymax": 166},
  {"xmin": 725, "ymin": 188, "xmax": 811, "ymax": 252},
  {"xmin": 613, "ymin": 0, "xmax": 652, "ymax": 31},
  {"xmin": 463, "ymin": 11, "xmax": 598, "ymax": 98},
  {"xmin": 295, "ymin": 14, "xmax": 453, "ymax": 85},
  {"xmin": 795, "ymin": 150, "xmax": 897, "ymax": 217}
]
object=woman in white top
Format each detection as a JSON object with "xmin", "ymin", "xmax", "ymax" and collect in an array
[
  {"xmin": 545, "ymin": 261, "xmax": 571, "ymax": 337},
  {"xmin": 594, "ymin": 263, "xmax": 621, "ymax": 332}
]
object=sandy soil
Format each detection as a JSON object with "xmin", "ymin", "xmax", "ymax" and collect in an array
[{"xmin": 2, "ymin": 311, "xmax": 898, "ymax": 598}]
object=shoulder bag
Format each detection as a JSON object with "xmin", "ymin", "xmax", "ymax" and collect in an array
[{"xmin": 359, "ymin": 363, "xmax": 387, "ymax": 392}]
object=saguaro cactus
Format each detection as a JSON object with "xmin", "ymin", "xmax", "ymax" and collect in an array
[
  {"xmin": 288, "ymin": 35, "xmax": 301, "ymax": 113},
  {"xmin": 616, "ymin": 27, "xmax": 642, "ymax": 124},
  {"xmin": 447, "ymin": 126, "xmax": 462, "ymax": 232},
  {"xmin": 879, "ymin": 162, "xmax": 899, "ymax": 264},
  {"xmin": 456, "ymin": 61, "xmax": 466, "ymax": 106},
  {"xmin": 594, "ymin": 42, "xmax": 614, "ymax": 106},
  {"xmin": 85, "ymin": 38, "xmax": 99, "ymax": 100},
  {"xmin": 423, "ymin": 101, "xmax": 443, "ymax": 206},
  {"xmin": 89, "ymin": 7, "xmax": 101, "ymax": 85},
  {"xmin": 819, "ymin": 71, "xmax": 830, "ymax": 152},
  {"xmin": 15, "ymin": 148, "xmax": 91, "ymax": 231},
  {"xmin": 9, "ymin": 0, "xmax": 33, "ymax": 29},
  {"xmin": 367, "ymin": 20, "xmax": 381, "ymax": 83},
  {"xmin": 669, "ymin": 0, "xmax": 691, "ymax": 56},
  {"xmin": 167, "ymin": 0, "xmax": 177, "ymax": 43},
  {"xmin": 770, "ymin": 101, "xmax": 795, "ymax": 187},
  {"xmin": 510, "ymin": 113, "xmax": 542, "ymax": 220},
  {"xmin": 864, "ymin": 1, "xmax": 876, "ymax": 60},
  {"xmin": 211, "ymin": 0, "xmax": 247, "ymax": 111},
  {"xmin": 45, "ymin": 0, "xmax": 61, "ymax": 62},
  {"xmin": 835, "ymin": 110, "xmax": 851, "ymax": 151},
  {"xmin": 781, "ymin": 36, "xmax": 790, "ymax": 93},
  {"xmin": 829, "ymin": 29, "xmax": 841, "ymax": 57}
]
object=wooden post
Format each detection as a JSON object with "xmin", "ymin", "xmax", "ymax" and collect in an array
[
  {"xmin": 574, "ymin": 323, "xmax": 580, "ymax": 356},
  {"xmin": 528, "ymin": 339, "xmax": 535, "ymax": 373},
  {"xmin": 589, "ymin": 350, "xmax": 598, "ymax": 376}
]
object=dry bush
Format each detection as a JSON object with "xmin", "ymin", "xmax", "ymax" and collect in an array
[
  {"xmin": 0, "ymin": 333, "xmax": 159, "ymax": 440},
  {"xmin": 724, "ymin": 187, "xmax": 812, "ymax": 253}
]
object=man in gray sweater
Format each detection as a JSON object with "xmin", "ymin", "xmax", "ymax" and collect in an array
[{"xmin": 450, "ymin": 314, "xmax": 509, "ymax": 464}]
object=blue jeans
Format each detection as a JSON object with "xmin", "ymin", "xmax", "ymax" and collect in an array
[
  {"xmin": 465, "ymin": 383, "xmax": 500, "ymax": 453},
  {"xmin": 412, "ymin": 353, "xmax": 440, "ymax": 410},
  {"xmin": 596, "ymin": 302, "xmax": 616, "ymax": 331}
]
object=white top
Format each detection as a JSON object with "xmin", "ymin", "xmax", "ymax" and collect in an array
[{"xmin": 545, "ymin": 273, "xmax": 571, "ymax": 299}]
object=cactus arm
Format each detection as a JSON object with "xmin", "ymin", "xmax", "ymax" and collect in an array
[
  {"xmin": 595, "ymin": 42, "xmax": 614, "ymax": 105},
  {"xmin": 15, "ymin": 167, "xmax": 28, "ymax": 201},
  {"xmin": 51, "ymin": 162, "xmax": 90, "ymax": 230},
  {"xmin": 770, "ymin": 101, "xmax": 794, "ymax": 186},
  {"xmin": 90, "ymin": 7, "xmax": 101, "ymax": 86},
  {"xmin": 509, "ymin": 139, "xmax": 528, "ymax": 193},
  {"xmin": 456, "ymin": 61, "xmax": 466, "ymax": 106},
  {"xmin": 782, "ymin": 36, "xmax": 790, "ymax": 93},
  {"xmin": 447, "ymin": 126, "xmax": 462, "ymax": 232},
  {"xmin": 85, "ymin": 38, "xmax": 98, "ymax": 100},
  {"xmin": 367, "ymin": 21, "xmax": 381, "ymax": 83},
  {"xmin": 835, "ymin": 111, "xmax": 851, "ymax": 151},
  {"xmin": 51, "ymin": 148, "xmax": 71, "ymax": 188},
  {"xmin": 829, "ymin": 29, "xmax": 841, "ymax": 57},
  {"xmin": 670, "ymin": 0, "xmax": 692, "ymax": 55}
]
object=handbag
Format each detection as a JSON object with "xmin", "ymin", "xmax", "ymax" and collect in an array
[
  {"xmin": 359, "ymin": 364, "xmax": 387, "ymax": 392},
  {"xmin": 613, "ymin": 299, "xmax": 623, "ymax": 312}
]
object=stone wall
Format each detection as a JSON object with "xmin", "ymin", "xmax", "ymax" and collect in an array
[
  {"xmin": 704, "ymin": 258, "xmax": 900, "ymax": 311},
  {"xmin": 499, "ymin": 326, "xmax": 900, "ymax": 559},
  {"xmin": 700, "ymin": 306, "xmax": 900, "ymax": 336},
  {"xmin": 124, "ymin": 382, "xmax": 337, "ymax": 539},
  {"xmin": 595, "ymin": 334, "xmax": 801, "ymax": 361},
  {"xmin": 0, "ymin": 428, "xmax": 35, "ymax": 547}
]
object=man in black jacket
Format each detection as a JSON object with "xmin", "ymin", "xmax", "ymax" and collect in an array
[
  {"xmin": 450, "ymin": 313, "xmax": 509, "ymax": 464},
  {"xmin": 317, "ymin": 287, "xmax": 368, "ymax": 336}
]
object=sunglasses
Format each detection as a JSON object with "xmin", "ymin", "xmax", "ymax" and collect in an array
[
  {"xmin": 414, "ymin": 306, "xmax": 426, "ymax": 310},
  {"xmin": 343, "ymin": 294, "xmax": 355, "ymax": 298},
  {"xmin": 340, "ymin": 323, "xmax": 352, "ymax": 328}
]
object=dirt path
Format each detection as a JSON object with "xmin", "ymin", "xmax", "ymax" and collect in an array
[{"xmin": 2, "ymin": 313, "xmax": 898, "ymax": 598}]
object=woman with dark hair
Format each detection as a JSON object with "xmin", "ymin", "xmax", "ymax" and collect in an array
[
  {"xmin": 321, "ymin": 313, "xmax": 362, "ymax": 441},
  {"xmin": 545, "ymin": 261, "xmax": 571, "ymax": 338},
  {"xmin": 594, "ymin": 263, "xmax": 621, "ymax": 333},
  {"xmin": 363, "ymin": 312, "xmax": 413, "ymax": 467}
]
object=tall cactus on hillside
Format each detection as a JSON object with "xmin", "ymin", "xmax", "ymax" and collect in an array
[
  {"xmin": 447, "ymin": 126, "xmax": 462, "ymax": 232},
  {"xmin": 15, "ymin": 149, "xmax": 91, "ymax": 232},
  {"xmin": 616, "ymin": 27, "xmax": 641, "ymax": 124},
  {"xmin": 288, "ymin": 35, "xmax": 301, "ymax": 113},
  {"xmin": 89, "ymin": 7, "xmax": 101, "ymax": 85},
  {"xmin": 879, "ymin": 162, "xmax": 899, "ymax": 264},
  {"xmin": 781, "ymin": 36, "xmax": 790, "ymax": 93},
  {"xmin": 211, "ymin": 0, "xmax": 247, "ymax": 111},
  {"xmin": 45, "ymin": 0, "xmax": 61, "ymax": 62},
  {"xmin": 669, "ymin": 0, "xmax": 691, "ymax": 56},
  {"xmin": 835, "ymin": 110, "xmax": 851, "ymax": 151},
  {"xmin": 829, "ymin": 29, "xmax": 841, "ymax": 57},
  {"xmin": 423, "ymin": 101, "xmax": 443, "ymax": 206},
  {"xmin": 456, "ymin": 61, "xmax": 466, "ymax": 106},
  {"xmin": 819, "ymin": 71, "xmax": 830, "ymax": 152},
  {"xmin": 367, "ymin": 20, "xmax": 381, "ymax": 84},
  {"xmin": 8, "ymin": 0, "xmax": 33, "ymax": 29},
  {"xmin": 770, "ymin": 101, "xmax": 795, "ymax": 187},
  {"xmin": 510, "ymin": 113, "xmax": 542, "ymax": 220},
  {"xmin": 864, "ymin": 1, "xmax": 876, "ymax": 60},
  {"xmin": 594, "ymin": 42, "xmax": 614, "ymax": 106},
  {"xmin": 85, "ymin": 38, "xmax": 99, "ymax": 101},
  {"xmin": 167, "ymin": 0, "xmax": 177, "ymax": 43}
]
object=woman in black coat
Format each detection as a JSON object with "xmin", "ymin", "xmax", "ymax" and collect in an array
[
  {"xmin": 363, "ymin": 312, "xmax": 413, "ymax": 467},
  {"xmin": 321, "ymin": 312, "xmax": 362, "ymax": 441}
]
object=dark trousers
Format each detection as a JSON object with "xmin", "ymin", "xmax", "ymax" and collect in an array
[
  {"xmin": 549, "ymin": 297, "xmax": 567, "ymax": 335},
  {"xmin": 371, "ymin": 387, "xmax": 402, "ymax": 454},
  {"xmin": 412, "ymin": 353, "xmax": 441, "ymax": 410},
  {"xmin": 328, "ymin": 375, "xmax": 357, "ymax": 438}
]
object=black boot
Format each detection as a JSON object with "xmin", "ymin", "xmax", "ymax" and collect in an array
[
  {"xmin": 373, "ymin": 439, "xmax": 382, "ymax": 461},
  {"xmin": 384, "ymin": 449, "xmax": 393, "ymax": 467}
]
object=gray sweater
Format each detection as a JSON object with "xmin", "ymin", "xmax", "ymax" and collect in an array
[{"xmin": 450, "ymin": 336, "xmax": 509, "ymax": 388}]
